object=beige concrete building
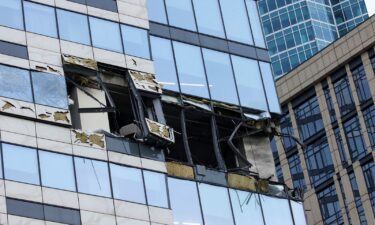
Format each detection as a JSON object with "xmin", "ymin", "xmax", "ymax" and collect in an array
[{"xmin": 274, "ymin": 14, "xmax": 375, "ymax": 225}]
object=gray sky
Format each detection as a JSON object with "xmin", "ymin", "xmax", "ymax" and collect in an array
[{"xmin": 365, "ymin": 0, "xmax": 375, "ymax": 16}]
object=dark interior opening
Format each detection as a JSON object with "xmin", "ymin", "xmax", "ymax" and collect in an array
[
  {"xmin": 162, "ymin": 103, "xmax": 187, "ymax": 163},
  {"xmin": 185, "ymin": 109, "xmax": 218, "ymax": 168},
  {"xmin": 216, "ymin": 116, "xmax": 240, "ymax": 169},
  {"xmin": 106, "ymin": 84, "xmax": 135, "ymax": 134}
]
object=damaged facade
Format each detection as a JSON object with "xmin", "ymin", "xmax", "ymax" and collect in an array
[{"xmin": 0, "ymin": 0, "xmax": 305, "ymax": 225}]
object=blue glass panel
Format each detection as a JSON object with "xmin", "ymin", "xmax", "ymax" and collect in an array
[
  {"xmin": 173, "ymin": 41, "xmax": 209, "ymax": 98},
  {"xmin": 220, "ymin": 0, "xmax": 253, "ymax": 44},
  {"xmin": 31, "ymin": 72, "xmax": 68, "ymax": 109},
  {"xmin": 39, "ymin": 151, "xmax": 76, "ymax": 191},
  {"xmin": 110, "ymin": 163, "xmax": 146, "ymax": 204},
  {"xmin": 74, "ymin": 157, "xmax": 111, "ymax": 197},
  {"xmin": 168, "ymin": 178, "xmax": 203, "ymax": 225},
  {"xmin": 198, "ymin": 183, "xmax": 234, "ymax": 225},
  {"xmin": 89, "ymin": 17, "xmax": 123, "ymax": 53},
  {"xmin": 202, "ymin": 48, "xmax": 238, "ymax": 105},
  {"xmin": 231, "ymin": 55, "xmax": 267, "ymax": 111},
  {"xmin": 150, "ymin": 36, "xmax": 179, "ymax": 92},
  {"xmin": 261, "ymin": 195, "xmax": 294, "ymax": 225},
  {"xmin": 143, "ymin": 171, "xmax": 168, "ymax": 208},
  {"xmin": 260, "ymin": 62, "xmax": 281, "ymax": 113},
  {"xmin": 0, "ymin": 64, "xmax": 33, "ymax": 102},
  {"xmin": 0, "ymin": 0, "xmax": 23, "ymax": 29},
  {"xmin": 147, "ymin": 0, "xmax": 168, "ymax": 24},
  {"xmin": 57, "ymin": 9, "xmax": 91, "ymax": 45},
  {"xmin": 3, "ymin": 144, "xmax": 39, "ymax": 185},
  {"xmin": 193, "ymin": 0, "xmax": 225, "ymax": 38},
  {"xmin": 245, "ymin": 0, "xmax": 266, "ymax": 47},
  {"xmin": 121, "ymin": 25, "xmax": 150, "ymax": 59},
  {"xmin": 24, "ymin": 2, "xmax": 57, "ymax": 37},
  {"xmin": 165, "ymin": 0, "xmax": 196, "ymax": 31},
  {"xmin": 291, "ymin": 201, "xmax": 307, "ymax": 225}
]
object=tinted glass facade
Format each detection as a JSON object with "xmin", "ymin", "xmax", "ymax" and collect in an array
[{"xmin": 258, "ymin": 0, "xmax": 368, "ymax": 77}]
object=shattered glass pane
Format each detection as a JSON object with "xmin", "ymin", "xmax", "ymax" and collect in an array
[
  {"xmin": 260, "ymin": 195, "xmax": 294, "ymax": 225},
  {"xmin": 229, "ymin": 189, "xmax": 265, "ymax": 225},
  {"xmin": 143, "ymin": 171, "xmax": 168, "ymax": 208},
  {"xmin": 0, "ymin": 64, "xmax": 33, "ymax": 102},
  {"xmin": 168, "ymin": 178, "xmax": 203, "ymax": 225},
  {"xmin": 31, "ymin": 71, "xmax": 68, "ymax": 109},
  {"xmin": 198, "ymin": 183, "xmax": 235, "ymax": 225},
  {"xmin": 110, "ymin": 163, "xmax": 146, "ymax": 204},
  {"xmin": 74, "ymin": 157, "xmax": 112, "ymax": 198}
]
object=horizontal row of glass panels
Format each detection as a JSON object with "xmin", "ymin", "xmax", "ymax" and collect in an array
[
  {"xmin": 0, "ymin": 142, "xmax": 306, "ymax": 225},
  {"xmin": 0, "ymin": 143, "xmax": 169, "ymax": 208},
  {"xmin": 148, "ymin": 0, "xmax": 266, "ymax": 48},
  {"xmin": 150, "ymin": 36, "xmax": 281, "ymax": 113},
  {"xmin": 0, "ymin": 0, "xmax": 150, "ymax": 59},
  {"xmin": 0, "ymin": 64, "xmax": 68, "ymax": 109}
]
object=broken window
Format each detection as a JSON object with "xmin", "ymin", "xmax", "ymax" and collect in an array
[
  {"xmin": 32, "ymin": 71, "xmax": 68, "ymax": 109},
  {"xmin": 110, "ymin": 163, "xmax": 146, "ymax": 204},
  {"xmin": 89, "ymin": 17, "xmax": 123, "ymax": 53},
  {"xmin": 3, "ymin": 143, "xmax": 39, "ymax": 185},
  {"xmin": 168, "ymin": 178, "xmax": 203, "ymax": 225},
  {"xmin": 162, "ymin": 102, "xmax": 187, "ymax": 162},
  {"xmin": 57, "ymin": 9, "xmax": 91, "ymax": 45},
  {"xmin": 74, "ymin": 157, "xmax": 111, "ymax": 198},
  {"xmin": 0, "ymin": 64, "xmax": 33, "ymax": 102},
  {"xmin": 121, "ymin": 25, "xmax": 150, "ymax": 59},
  {"xmin": 229, "ymin": 189, "xmax": 264, "ymax": 225},
  {"xmin": 185, "ymin": 109, "xmax": 218, "ymax": 168},
  {"xmin": 198, "ymin": 183, "xmax": 235, "ymax": 225},
  {"xmin": 143, "ymin": 171, "xmax": 168, "ymax": 208},
  {"xmin": 24, "ymin": 1, "xmax": 57, "ymax": 38},
  {"xmin": 215, "ymin": 115, "xmax": 241, "ymax": 169}
]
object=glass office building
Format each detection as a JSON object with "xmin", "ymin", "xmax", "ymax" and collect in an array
[
  {"xmin": 0, "ymin": 0, "xmax": 306, "ymax": 225},
  {"xmin": 258, "ymin": 0, "xmax": 368, "ymax": 77}
]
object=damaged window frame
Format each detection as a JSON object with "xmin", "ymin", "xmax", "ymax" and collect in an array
[
  {"xmin": 62, "ymin": 54, "xmax": 174, "ymax": 159},
  {"xmin": 161, "ymin": 93, "xmax": 270, "ymax": 173}
]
